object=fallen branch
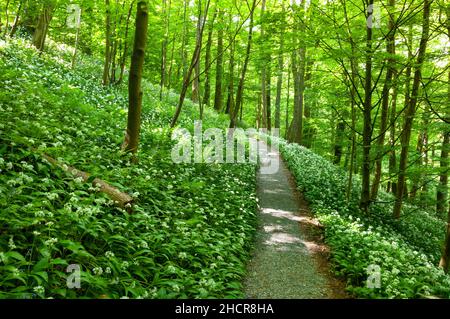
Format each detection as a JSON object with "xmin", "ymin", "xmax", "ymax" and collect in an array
[{"xmin": 41, "ymin": 154, "xmax": 134, "ymax": 213}]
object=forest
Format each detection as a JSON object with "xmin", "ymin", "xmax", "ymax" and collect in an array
[{"xmin": 0, "ymin": 0, "xmax": 449, "ymax": 300}]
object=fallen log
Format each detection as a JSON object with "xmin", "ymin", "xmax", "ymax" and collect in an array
[{"xmin": 41, "ymin": 154, "xmax": 134, "ymax": 213}]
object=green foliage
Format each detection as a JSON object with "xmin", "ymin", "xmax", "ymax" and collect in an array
[
  {"xmin": 273, "ymin": 136, "xmax": 450, "ymax": 298},
  {"xmin": 0, "ymin": 39, "xmax": 257, "ymax": 299}
]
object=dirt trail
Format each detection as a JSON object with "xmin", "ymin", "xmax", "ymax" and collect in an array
[{"xmin": 243, "ymin": 142, "xmax": 348, "ymax": 299}]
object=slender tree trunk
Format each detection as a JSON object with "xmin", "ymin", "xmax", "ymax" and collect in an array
[
  {"xmin": 213, "ymin": 10, "xmax": 224, "ymax": 111},
  {"xmin": 370, "ymin": 0, "xmax": 396, "ymax": 201},
  {"xmin": 117, "ymin": 1, "xmax": 134, "ymax": 85},
  {"xmin": 122, "ymin": 1, "xmax": 149, "ymax": 157},
  {"xmin": 275, "ymin": 4, "xmax": 285, "ymax": 129},
  {"xmin": 288, "ymin": 46, "xmax": 306, "ymax": 144},
  {"xmin": 3, "ymin": 0, "xmax": 10, "ymax": 37},
  {"xmin": 387, "ymin": 71, "xmax": 399, "ymax": 194},
  {"xmin": 159, "ymin": 0, "xmax": 170, "ymax": 100},
  {"xmin": 285, "ymin": 64, "xmax": 291, "ymax": 139},
  {"xmin": 230, "ymin": 0, "xmax": 257, "ymax": 128},
  {"xmin": 436, "ymin": 130, "xmax": 449, "ymax": 216},
  {"xmin": 303, "ymin": 57, "xmax": 315, "ymax": 148},
  {"xmin": 167, "ymin": 35, "xmax": 176, "ymax": 92},
  {"xmin": 225, "ymin": 39, "xmax": 235, "ymax": 115},
  {"xmin": 191, "ymin": 0, "xmax": 204, "ymax": 104},
  {"xmin": 440, "ymin": 207, "xmax": 450, "ymax": 273},
  {"xmin": 32, "ymin": 5, "xmax": 53, "ymax": 52},
  {"xmin": 359, "ymin": 0, "xmax": 375, "ymax": 212},
  {"xmin": 393, "ymin": 0, "xmax": 431, "ymax": 219},
  {"xmin": 103, "ymin": 0, "xmax": 112, "ymax": 86},
  {"xmin": 438, "ymin": 6, "xmax": 450, "ymax": 271},
  {"xmin": 71, "ymin": 15, "xmax": 81, "ymax": 69},
  {"xmin": 181, "ymin": 0, "xmax": 189, "ymax": 84},
  {"xmin": 411, "ymin": 107, "xmax": 429, "ymax": 199},
  {"xmin": 170, "ymin": 0, "xmax": 211, "ymax": 128},
  {"xmin": 202, "ymin": 10, "xmax": 216, "ymax": 106},
  {"xmin": 334, "ymin": 121, "xmax": 346, "ymax": 165},
  {"xmin": 9, "ymin": 1, "xmax": 22, "ymax": 37},
  {"xmin": 437, "ymin": 12, "xmax": 450, "ymax": 216},
  {"xmin": 260, "ymin": 0, "xmax": 270, "ymax": 130}
]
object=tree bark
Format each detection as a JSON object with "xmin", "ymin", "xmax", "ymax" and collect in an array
[
  {"xmin": 230, "ymin": 0, "xmax": 257, "ymax": 128},
  {"xmin": 32, "ymin": 4, "xmax": 53, "ymax": 52},
  {"xmin": 9, "ymin": 0, "xmax": 22, "ymax": 38},
  {"xmin": 117, "ymin": 1, "xmax": 135, "ymax": 85},
  {"xmin": 437, "ymin": 11, "xmax": 450, "ymax": 217},
  {"xmin": 191, "ymin": 1, "xmax": 204, "ymax": 104},
  {"xmin": 159, "ymin": 0, "xmax": 170, "ymax": 100},
  {"xmin": 213, "ymin": 10, "xmax": 224, "ymax": 112},
  {"xmin": 42, "ymin": 154, "xmax": 133, "ymax": 212},
  {"xmin": 122, "ymin": 1, "xmax": 149, "ymax": 157},
  {"xmin": 202, "ymin": 10, "xmax": 216, "ymax": 106},
  {"xmin": 393, "ymin": 0, "xmax": 431, "ymax": 219},
  {"xmin": 359, "ymin": 0, "xmax": 375, "ymax": 212},
  {"xmin": 334, "ymin": 121, "xmax": 346, "ymax": 165},
  {"xmin": 274, "ymin": 4, "xmax": 286, "ymax": 129},
  {"xmin": 170, "ymin": 0, "xmax": 211, "ymax": 128},
  {"xmin": 225, "ymin": 39, "xmax": 235, "ymax": 115},
  {"xmin": 387, "ymin": 71, "xmax": 399, "ymax": 193},
  {"xmin": 103, "ymin": 0, "xmax": 112, "ymax": 86},
  {"xmin": 370, "ymin": 0, "xmax": 397, "ymax": 201},
  {"xmin": 288, "ymin": 46, "xmax": 306, "ymax": 144}
]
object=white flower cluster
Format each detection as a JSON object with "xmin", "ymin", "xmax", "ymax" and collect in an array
[
  {"xmin": 44, "ymin": 237, "xmax": 58, "ymax": 246},
  {"xmin": 33, "ymin": 286, "xmax": 45, "ymax": 294},
  {"xmin": 105, "ymin": 251, "xmax": 115, "ymax": 259},
  {"xmin": 93, "ymin": 267, "xmax": 103, "ymax": 276}
]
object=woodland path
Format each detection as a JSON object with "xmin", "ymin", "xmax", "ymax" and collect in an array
[{"xmin": 243, "ymin": 141, "xmax": 348, "ymax": 299}]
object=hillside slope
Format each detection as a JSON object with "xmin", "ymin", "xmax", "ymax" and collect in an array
[{"xmin": 0, "ymin": 39, "xmax": 257, "ymax": 299}]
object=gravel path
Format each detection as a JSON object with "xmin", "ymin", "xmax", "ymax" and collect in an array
[{"xmin": 243, "ymin": 141, "xmax": 347, "ymax": 299}]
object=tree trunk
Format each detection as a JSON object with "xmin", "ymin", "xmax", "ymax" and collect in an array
[
  {"xmin": 213, "ymin": 10, "xmax": 224, "ymax": 112},
  {"xmin": 170, "ymin": 0, "xmax": 211, "ymax": 128},
  {"xmin": 303, "ymin": 57, "xmax": 315, "ymax": 149},
  {"xmin": 122, "ymin": 1, "xmax": 149, "ymax": 157},
  {"xmin": 103, "ymin": 0, "xmax": 112, "ymax": 86},
  {"xmin": 159, "ymin": 0, "xmax": 169, "ymax": 100},
  {"xmin": 334, "ymin": 121, "xmax": 346, "ymax": 165},
  {"xmin": 393, "ymin": 0, "xmax": 431, "ymax": 219},
  {"xmin": 42, "ymin": 154, "xmax": 133, "ymax": 212},
  {"xmin": 191, "ymin": 1, "xmax": 204, "ymax": 104},
  {"xmin": 3, "ymin": 0, "xmax": 10, "ymax": 37},
  {"xmin": 230, "ymin": 0, "xmax": 257, "ymax": 128},
  {"xmin": 387, "ymin": 71, "xmax": 399, "ymax": 194},
  {"xmin": 436, "ymin": 130, "xmax": 449, "ymax": 216},
  {"xmin": 285, "ymin": 64, "xmax": 291, "ymax": 139},
  {"xmin": 288, "ymin": 46, "xmax": 306, "ymax": 144},
  {"xmin": 32, "ymin": 5, "xmax": 53, "ymax": 52},
  {"xmin": 180, "ymin": 0, "xmax": 189, "ymax": 84},
  {"xmin": 440, "ymin": 210, "xmax": 450, "ymax": 273},
  {"xmin": 437, "ymin": 14, "xmax": 450, "ymax": 216},
  {"xmin": 225, "ymin": 40, "xmax": 235, "ymax": 115},
  {"xmin": 359, "ymin": 0, "xmax": 374, "ymax": 212},
  {"xmin": 202, "ymin": 10, "xmax": 216, "ymax": 106},
  {"xmin": 9, "ymin": 1, "xmax": 22, "ymax": 38},
  {"xmin": 274, "ymin": 4, "xmax": 286, "ymax": 129},
  {"xmin": 370, "ymin": 0, "xmax": 396, "ymax": 201},
  {"xmin": 117, "ymin": 1, "xmax": 134, "ymax": 85}
]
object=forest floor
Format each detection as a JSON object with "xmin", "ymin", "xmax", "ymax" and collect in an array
[{"xmin": 243, "ymin": 142, "xmax": 349, "ymax": 299}]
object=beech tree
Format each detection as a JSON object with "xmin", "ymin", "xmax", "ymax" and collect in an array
[{"xmin": 122, "ymin": 0, "xmax": 149, "ymax": 156}]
